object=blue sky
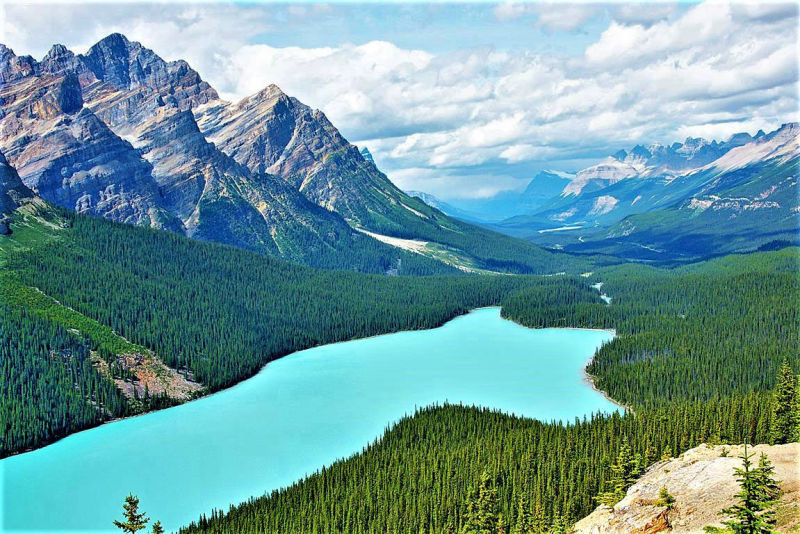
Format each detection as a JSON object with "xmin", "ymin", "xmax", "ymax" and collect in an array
[{"xmin": 1, "ymin": 1, "xmax": 797, "ymax": 201}]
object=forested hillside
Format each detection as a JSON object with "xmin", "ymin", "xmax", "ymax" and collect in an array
[
  {"xmin": 1, "ymin": 203, "xmax": 549, "ymax": 456},
  {"xmin": 504, "ymin": 249, "xmax": 800, "ymax": 406},
  {"xmin": 181, "ymin": 248, "xmax": 800, "ymax": 534},
  {"xmin": 182, "ymin": 397, "xmax": 776, "ymax": 534}
]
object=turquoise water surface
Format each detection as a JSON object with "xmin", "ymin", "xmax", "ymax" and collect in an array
[{"xmin": 1, "ymin": 308, "xmax": 615, "ymax": 532}]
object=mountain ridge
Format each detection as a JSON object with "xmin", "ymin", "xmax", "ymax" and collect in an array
[
  {"xmin": 490, "ymin": 123, "xmax": 798, "ymax": 261},
  {"xmin": 0, "ymin": 34, "xmax": 572, "ymax": 274}
]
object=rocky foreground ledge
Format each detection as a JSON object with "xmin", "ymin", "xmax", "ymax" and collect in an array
[{"xmin": 573, "ymin": 442, "xmax": 800, "ymax": 534}]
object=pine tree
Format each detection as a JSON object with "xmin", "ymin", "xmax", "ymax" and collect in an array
[
  {"xmin": 463, "ymin": 472, "xmax": 500, "ymax": 534},
  {"xmin": 151, "ymin": 520, "xmax": 164, "ymax": 534},
  {"xmin": 548, "ymin": 513, "xmax": 569, "ymax": 534},
  {"xmin": 656, "ymin": 487, "xmax": 676, "ymax": 510},
  {"xmin": 597, "ymin": 436, "xmax": 638, "ymax": 506},
  {"xmin": 721, "ymin": 447, "xmax": 781, "ymax": 534},
  {"xmin": 531, "ymin": 502, "xmax": 548, "ymax": 534},
  {"xmin": 113, "ymin": 495, "xmax": 149, "ymax": 533},
  {"xmin": 497, "ymin": 514, "xmax": 507, "ymax": 534},
  {"xmin": 771, "ymin": 361, "xmax": 799, "ymax": 444},
  {"xmin": 512, "ymin": 494, "xmax": 532, "ymax": 534},
  {"xmin": 752, "ymin": 453, "xmax": 782, "ymax": 505}
]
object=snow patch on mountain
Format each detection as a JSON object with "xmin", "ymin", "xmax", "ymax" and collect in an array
[{"xmin": 589, "ymin": 195, "xmax": 619, "ymax": 215}]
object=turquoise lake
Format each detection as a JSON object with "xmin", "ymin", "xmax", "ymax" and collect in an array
[{"xmin": 1, "ymin": 307, "xmax": 616, "ymax": 533}]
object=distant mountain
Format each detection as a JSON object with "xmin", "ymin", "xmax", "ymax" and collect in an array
[
  {"xmin": 521, "ymin": 170, "xmax": 574, "ymax": 208},
  {"xmin": 496, "ymin": 124, "xmax": 799, "ymax": 261},
  {"xmin": 409, "ymin": 170, "xmax": 575, "ymax": 224},
  {"xmin": 563, "ymin": 132, "xmax": 764, "ymax": 197},
  {"xmin": 0, "ymin": 34, "xmax": 571, "ymax": 275},
  {"xmin": 405, "ymin": 190, "xmax": 487, "ymax": 223}
]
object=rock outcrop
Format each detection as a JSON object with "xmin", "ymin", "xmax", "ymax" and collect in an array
[
  {"xmin": 0, "ymin": 151, "xmax": 33, "ymax": 233},
  {"xmin": 0, "ymin": 151, "xmax": 32, "ymax": 214},
  {"xmin": 572, "ymin": 443, "xmax": 800, "ymax": 534}
]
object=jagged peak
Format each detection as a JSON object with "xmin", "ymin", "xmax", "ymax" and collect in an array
[
  {"xmin": 91, "ymin": 32, "xmax": 131, "ymax": 51},
  {"xmin": 0, "ymin": 43, "xmax": 15, "ymax": 59},
  {"xmin": 44, "ymin": 43, "xmax": 72, "ymax": 59},
  {"xmin": 255, "ymin": 84, "xmax": 288, "ymax": 101},
  {"xmin": 628, "ymin": 145, "xmax": 651, "ymax": 158}
]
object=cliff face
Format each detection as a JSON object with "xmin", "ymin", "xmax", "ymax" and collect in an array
[
  {"xmin": 572, "ymin": 443, "xmax": 800, "ymax": 534},
  {"xmin": 0, "ymin": 60, "xmax": 181, "ymax": 230},
  {"xmin": 194, "ymin": 84, "xmax": 447, "ymax": 234},
  {"xmin": 0, "ymin": 35, "xmax": 389, "ymax": 267},
  {"xmin": 0, "ymin": 151, "xmax": 32, "ymax": 224}
]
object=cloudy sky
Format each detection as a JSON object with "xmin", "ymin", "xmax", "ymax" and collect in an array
[{"xmin": 1, "ymin": 1, "xmax": 797, "ymax": 201}]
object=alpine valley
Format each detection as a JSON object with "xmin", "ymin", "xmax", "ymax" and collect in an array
[
  {"xmin": 468, "ymin": 126, "xmax": 799, "ymax": 263},
  {"xmin": 1, "ymin": 19, "xmax": 799, "ymax": 534}
]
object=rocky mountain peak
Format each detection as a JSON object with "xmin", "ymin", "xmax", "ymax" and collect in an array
[
  {"xmin": 629, "ymin": 145, "xmax": 651, "ymax": 159},
  {"xmin": 767, "ymin": 122, "xmax": 799, "ymax": 141},
  {"xmin": 44, "ymin": 43, "xmax": 71, "ymax": 60},
  {"xmin": 0, "ymin": 45, "xmax": 37, "ymax": 84},
  {"xmin": 82, "ymin": 33, "xmax": 168, "ymax": 90},
  {"xmin": 41, "ymin": 44, "xmax": 84, "ymax": 78},
  {"xmin": 611, "ymin": 149, "xmax": 627, "ymax": 161},
  {"xmin": 0, "ymin": 44, "xmax": 15, "ymax": 63}
]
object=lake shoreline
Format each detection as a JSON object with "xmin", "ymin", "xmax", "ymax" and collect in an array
[
  {"xmin": 4, "ymin": 306, "xmax": 625, "ymax": 461},
  {"xmin": 4, "ymin": 305, "xmax": 624, "ymax": 533}
]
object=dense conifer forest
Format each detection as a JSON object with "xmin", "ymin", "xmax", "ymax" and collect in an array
[
  {"xmin": 0, "ymin": 206, "xmax": 553, "ymax": 456},
  {"xmin": 180, "ymin": 249, "xmax": 799, "ymax": 533},
  {"xmin": 503, "ymin": 249, "xmax": 800, "ymax": 406},
  {"xmin": 181, "ymin": 396, "xmax": 776, "ymax": 534},
  {"xmin": 0, "ymin": 305, "xmax": 130, "ymax": 454},
  {"xmin": 2, "ymin": 203, "xmax": 798, "ymax": 533}
]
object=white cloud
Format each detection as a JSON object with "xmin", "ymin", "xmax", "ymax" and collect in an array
[
  {"xmin": 535, "ymin": 4, "xmax": 599, "ymax": 32},
  {"xmin": 493, "ymin": 2, "xmax": 530, "ymax": 22},
  {"xmin": 612, "ymin": 3, "xmax": 678, "ymax": 26}
]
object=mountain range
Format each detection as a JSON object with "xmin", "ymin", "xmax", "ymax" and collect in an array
[
  {"xmin": 0, "ymin": 34, "xmax": 567, "ymax": 275},
  {"xmin": 409, "ymin": 170, "xmax": 575, "ymax": 223},
  {"xmin": 442, "ymin": 124, "xmax": 799, "ymax": 262}
]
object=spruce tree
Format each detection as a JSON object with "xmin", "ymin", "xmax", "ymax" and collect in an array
[
  {"xmin": 531, "ymin": 502, "xmax": 548, "ymax": 534},
  {"xmin": 721, "ymin": 447, "xmax": 781, "ymax": 534},
  {"xmin": 463, "ymin": 472, "xmax": 500, "ymax": 534},
  {"xmin": 597, "ymin": 436, "xmax": 638, "ymax": 506},
  {"xmin": 771, "ymin": 361, "xmax": 799, "ymax": 444},
  {"xmin": 113, "ymin": 495, "xmax": 149, "ymax": 533},
  {"xmin": 512, "ymin": 494, "xmax": 532, "ymax": 534},
  {"xmin": 656, "ymin": 487, "xmax": 676, "ymax": 510}
]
